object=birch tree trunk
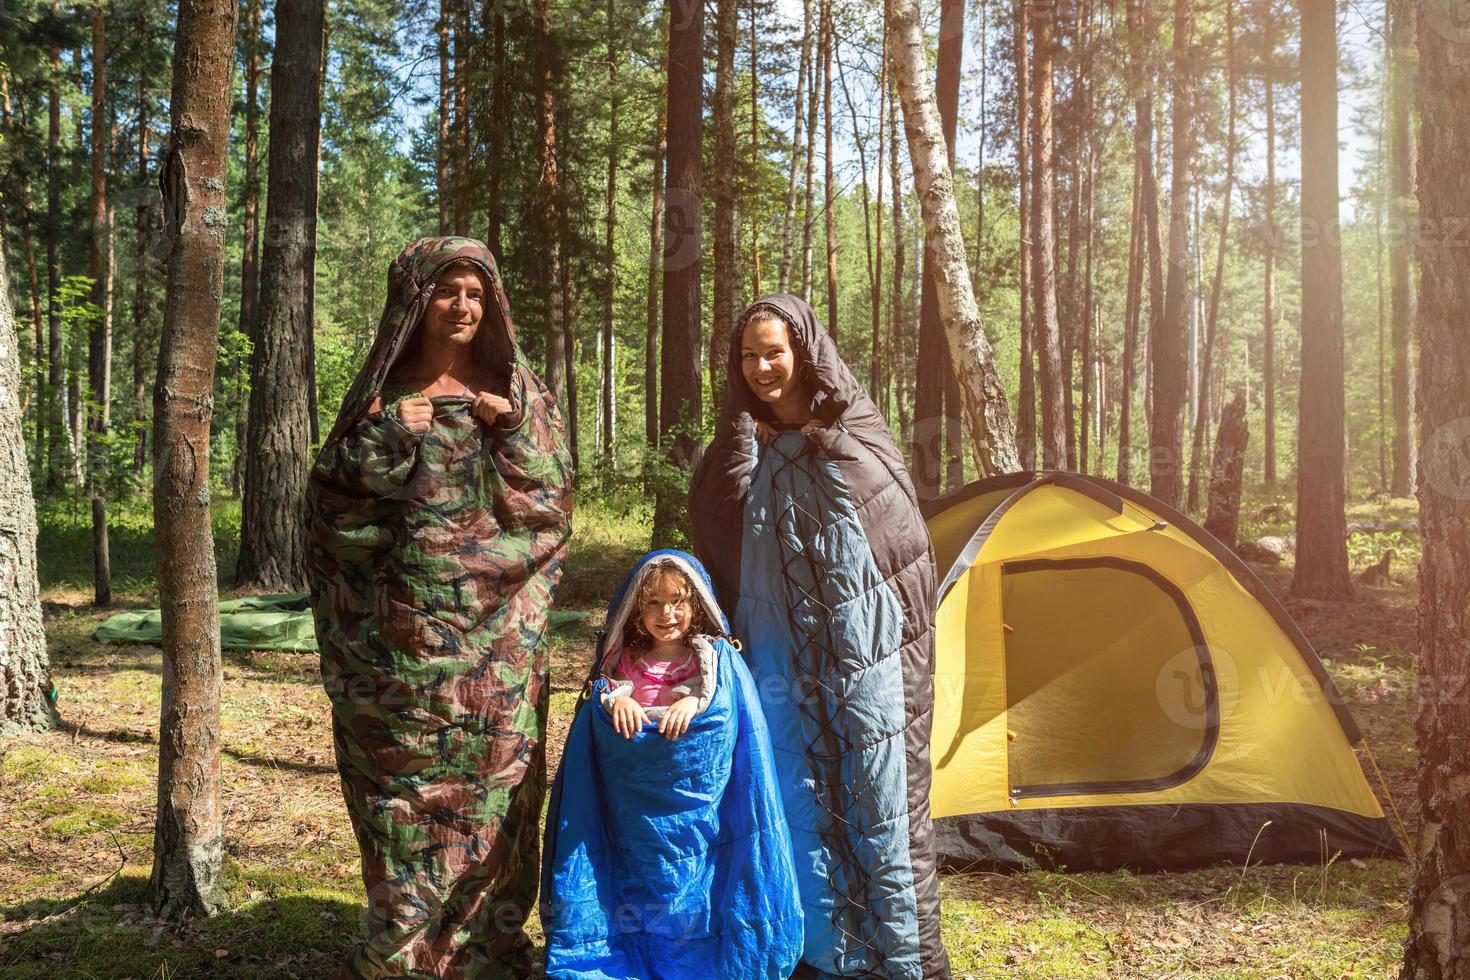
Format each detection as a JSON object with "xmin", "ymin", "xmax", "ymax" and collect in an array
[
  {"xmin": 888, "ymin": 0, "xmax": 1019, "ymax": 476},
  {"xmin": 150, "ymin": 0, "xmax": 237, "ymax": 918},
  {"xmin": 0, "ymin": 242, "xmax": 55, "ymax": 734},
  {"xmin": 1401, "ymin": 4, "xmax": 1470, "ymax": 972}
]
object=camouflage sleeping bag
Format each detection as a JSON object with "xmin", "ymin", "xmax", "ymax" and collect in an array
[
  {"xmin": 689, "ymin": 294, "xmax": 951, "ymax": 979},
  {"xmin": 306, "ymin": 237, "xmax": 573, "ymax": 978}
]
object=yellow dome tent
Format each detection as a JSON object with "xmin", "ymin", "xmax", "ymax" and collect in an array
[{"xmin": 924, "ymin": 471, "xmax": 1404, "ymax": 871}]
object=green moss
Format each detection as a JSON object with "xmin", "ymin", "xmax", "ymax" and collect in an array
[
  {"xmin": 2, "ymin": 746, "xmax": 76, "ymax": 785},
  {"xmin": 44, "ymin": 804, "xmax": 128, "ymax": 837}
]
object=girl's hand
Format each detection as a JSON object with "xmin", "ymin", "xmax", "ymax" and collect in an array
[
  {"xmin": 611, "ymin": 696, "xmax": 650, "ymax": 739},
  {"xmin": 472, "ymin": 392, "xmax": 513, "ymax": 426},
  {"xmin": 397, "ymin": 396, "xmax": 434, "ymax": 433},
  {"xmin": 755, "ymin": 418, "xmax": 820, "ymax": 442},
  {"xmin": 659, "ymin": 696, "xmax": 700, "ymax": 740}
]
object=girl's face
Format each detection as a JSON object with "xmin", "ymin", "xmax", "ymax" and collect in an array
[
  {"xmin": 740, "ymin": 315, "xmax": 806, "ymax": 418},
  {"xmin": 639, "ymin": 572, "xmax": 694, "ymax": 645}
]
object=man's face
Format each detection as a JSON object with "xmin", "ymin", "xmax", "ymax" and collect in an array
[{"xmin": 423, "ymin": 268, "xmax": 486, "ymax": 351}]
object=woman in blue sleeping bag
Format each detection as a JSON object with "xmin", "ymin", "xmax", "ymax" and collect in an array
[{"xmin": 541, "ymin": 550, "xmax": 803, "ymax": 980}]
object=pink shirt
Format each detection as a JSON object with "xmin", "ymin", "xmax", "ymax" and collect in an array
[{"xmin": 613, "ymin": 649, "xmax": 700, "ymax": 709}]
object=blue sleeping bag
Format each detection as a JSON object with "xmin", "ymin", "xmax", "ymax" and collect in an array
[{"xmin": 541, "ymin": 550, "xmax": 803, "ymax": 980}]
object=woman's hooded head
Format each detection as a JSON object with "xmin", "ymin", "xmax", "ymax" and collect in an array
[
  {"xmin": 327, "ymin": 236, "xmax": 519, "ymax": 443},
  {"xmin": 720, "ymin": 293, "xmax": 861, "ymax": 428}
]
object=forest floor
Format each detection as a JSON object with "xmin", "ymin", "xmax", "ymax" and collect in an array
[{"xmin": 0, "ymin": 490, "xmax": 1422, "ymax": 978}]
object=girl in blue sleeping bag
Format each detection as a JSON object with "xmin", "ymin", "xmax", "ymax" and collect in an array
[{"xmin": 541, "ymin": 550, "xmax": 804, "ymax": 980}]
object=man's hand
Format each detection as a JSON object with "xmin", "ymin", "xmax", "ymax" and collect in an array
[
  {"xmin": 397, "ymin": 396, "xmax": 434, "ymax": 433},
  {"xmin": 611, "ymin": 696, "xmax": 650, "ymax": 739},
  {"xmin": 472, "ymin": 392, "xmax": 514, "ymax": 427},
  {"xmin": 658, "ymin": 696, "xmax": 700, "ymax": 740}
]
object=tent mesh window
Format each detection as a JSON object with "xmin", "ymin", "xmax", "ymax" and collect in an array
[
  {"xmin": 1002, "ymin": 558, "xmax": 1218, "ymax": 799},
  {"xmin": 770, "ymin": 436, "xmax": 884, "ymax": 969}
]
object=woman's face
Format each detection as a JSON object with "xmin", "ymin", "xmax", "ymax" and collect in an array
[
  {"xmin": 422, "ymin": 268, "xmax": 486, "ymax": 353},
  {"xmin": 740, "ymin": 315, "xmax": 804, "ymax": 414}
]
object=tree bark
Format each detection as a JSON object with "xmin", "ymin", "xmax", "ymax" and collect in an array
[
  {"xmin": 1119, "ymin": 153, "xmax": 1142, "ymax": 485},
  {"xmin": 488, "ymin": 0, "xmax": 506, "ymax": 255},
  {"xmin": 652, "ymin": 0, "xmax": 703, "ymax": 547},
  {"xmin": 777, "ymin": 0, "xmax": 811, "ymax": 294},
  {"xmin": 1015, "ymin": 0, "xmax": 1034, "ymax": 471},
  {"xmin": 800, "ymin": 0, "xmax": 821, "ymax": 302},
  {"xmin": 132, "ymin": 77, "xmax": 154, "ymax": 476},
  {"xmin": 888, "ymin": 0, "xmax": 1020, "ymax": 477},
  {"xmin": 1187, "ymin": 0, "xmax": 1237, "ymax": 515},
  {"xmin": 749, "ymin": 4, "xmax": 761, "ymax": 292},
  {"xmin": 1263, "ymin": 10, "xmax": 1278, "ymax": 488},
  {"xmin": 915, "ymin": 0, "xmax": 964, "ymax": 500},
  {"xmin": 237, "ymin": 0, "xmax": 324, "ymax": 593},
  {"xmin": 821, "ymin": 0, "xmax": 837, "ymax": 337},
  {"xmin": 437, "ymin": 0, "xmax": 450, "ymax": 236},
  {"xmin": 644, "ymin": 23, "xmax": 667, "ymax": 451},
  {"xmin": 151, "ymin": 0, "xmax": 236, "ymax": 919},
  {"xmin": 888, "ymin": 68, "xmax": 903, "ymax": 423},
  {"xmin": 0, "ymin": 240, "xmax": 56, "ymax": 734},
  {"xmin": 45, "ymin": 3, "xmax": 63, "ymax": 491},
  {"xmin": 1401, "ymin": 5, "xmax": 1470, "ymax": 973},
  {"xmin": 1028, "ymin": 0, "xmax": 1064, "ymax": 470},
  {"xmin": 87, "ymin": 2, "xmax": 113, "ymax": 606},
  {"xmin": 1128, "ymin": 0, "xmax": 1166, "ymax": 478},
  {"xmin": 1291, "ymin": 0, "xmax": 1352, "ymax": 601},
  {"xmin": 535, "ymin": 0, "xmax": 566, "ymax": 403},
  {"xmin": 1203, "ymin": 390, "xmax": 1247, "ymax": 549},
  {"xmin": 234, "ymin": 0, "xmax": 262, "ymax": 494},
  {"xmin": 869, "ymin": 13, "xmax": 887, "ymax": 406},
  {"xmin": 1387, "ymin": 0, "xmax": 1416, "ymax": 499},
  {"xmin": 1150, "ymin": 0, "xmax": 1193, "ymax": 508},
  {"xmin": 603, "ymin": 0, "xmax": 621, "ymax": 467},
  {"xmin": 452, "ymin": 0, "xmax": 469, "ymax": 237},
  {"xmin": 713, "ymin": 0, "xmax": 738, "ymax": 409}
]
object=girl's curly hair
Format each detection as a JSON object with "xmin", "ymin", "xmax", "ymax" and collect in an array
[{"xmin": 619, "ymin": 560, "xmax": 709, "ymax": 655}]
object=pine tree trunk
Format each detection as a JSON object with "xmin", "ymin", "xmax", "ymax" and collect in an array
[
  {"xmin": 0, "ymin": 242, "xmax": 56, "ymax": 734},
  {"xmin": 536, "ymin": 0, "xmax": 566, "ymax": 403},
  {"xmin": 150, "ymin": 0, "xmax": 237, "ymax": 918},
  {"xmin": 1150, "ymin": 0, "xmax": 1193, "ymax": 509},
  {"xmin": 1015, "ymin": 0, "xmax": 1034, "ymax": 470},
  {"xmin": 132, "ymin": 80, "xmax": 154, "ymax": 476},
  {"xmin": 87, "ymin": 2, "xmax": 112, "ymax": 606},
  {"xmin": 1187, "ymin": 0, "xmax": 1236, "ymax": 515},
  {"xmin": 653, "ymin": 0, "xmax": 703, "ymax": 548},
  {"xmin": 1387, "ymin": 0, "xmax": 1416, "ymax": 499},
  {"xmin": 1029, "ymin": 0, "xmax": 1064, "ymax": 470},
  {"xmin": 712, "ymin": 0, "xmax": 738, "ymax": 409},
  {"xmin": 888, "ymin": 72, "xmax": 903, "ymax": 423},
  {"xmin": 488, "ymin": 0, "xmax": 506, "ymax": 255},
  {"xmin": 777, "ymin": 0, "xmax": 811, "ymax": 294},
  {"xmin": 437, "ymin": 0, "xmax": 450, "ymax": 236},
  {"xmin": 821, "ymin": 0, "xmax": 837, "ymax": 338},
  {"xmin": 1402, "ymin": 6, "xmax": 1470, "ymax": 972},
  {"xmin": 603, "ymin": 0, "xmax": 620, "ymax": 468},
  {"xmin": 889, "ymin": 0, "xmax": 1019, "ymax": 477},
  {"xmin": 452, "ymin": 0, "xmax": 469, "ymax": 238},
  {"xmin": 45, "ymin": 5, "xmax": 63, "ymax": 491},
  {"xmin": 1291, "ymin": 0, "xmax": 1352, "ymax": 601},
  {"xmin": 1203, "ymin": 390, "xmax": 1247, "ymax": 549},
  {"xmin": 915, "ymin": 0, "xmax": 964, "ymax": 500},
  {"xmin": 1263, "ymin": 2, "xmax": 1279, "ymax": 488},
  {"xmin": 644, "ymin": 26, "xmax": 667, "ymax": 452},
  {"xmin": 749, "ymin": 5, "xmax": 761, "ymax": 292},
  {"xmin": 237, "ymin": 0, "xmax": 324, "ymax": 593},
  {"xmin": 1119, "ymin": 157, "xmax": 1142, "ymax": 485},
  {"xmin": 234, "ymin": 0, "xmax": 262, "ymax": 494},
  {"xmin": 800, "ymin": 0, "xmax": 821, "ymax": 303}
]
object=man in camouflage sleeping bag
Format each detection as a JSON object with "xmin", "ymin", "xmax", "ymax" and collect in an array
[{"xmin": 306, "ymin": 237, "xmax": 573, "ymax": 978}]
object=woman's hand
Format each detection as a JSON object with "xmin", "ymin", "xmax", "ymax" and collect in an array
[
  {"xmin": 397, "ymin": 396, "xmax": 434, "ymax": 433},
  {"xmin": 611, "ymin": 696, "xmax": 650, "ymax": 739},
  {"xmin": 659, "ymin": 696, "xmax": 700, "ymax": 740},
  {"xmin": 755, "ymin": 418, "xmax": 821, "ymax": 443},
  {"xmin": 472, "ymin": 392, "xmax": 514, "ymax": 426}
]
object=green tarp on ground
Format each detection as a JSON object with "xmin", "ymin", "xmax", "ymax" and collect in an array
[{"xmin": 94, "ymin": 594, "xmax": 589, "ymax": 653}]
